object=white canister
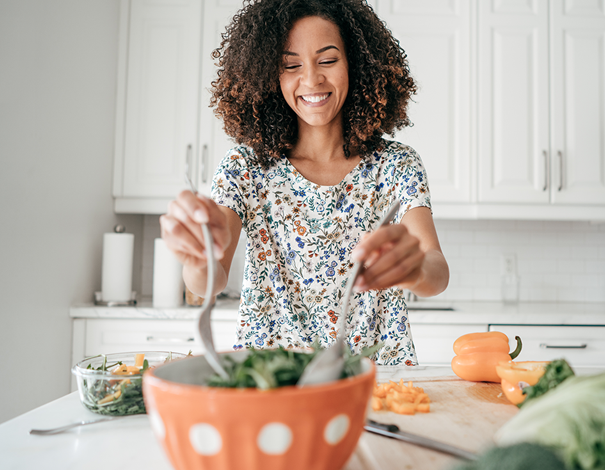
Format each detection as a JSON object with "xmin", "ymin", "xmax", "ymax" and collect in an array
[
  {"xmin": 101, "ymin": 227, "xmax": 134, "ymax": 302},
  {"xmin": 153, "ymin": 238, "xmax": 184, "ymax": 308}
]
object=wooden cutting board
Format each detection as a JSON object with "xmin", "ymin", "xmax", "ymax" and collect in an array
[{"xmin": 344, "ymin": 376, "xmax": 519, "ymax": 470}]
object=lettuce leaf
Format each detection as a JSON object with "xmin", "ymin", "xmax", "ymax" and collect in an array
[
  {"xmin": 520, "ymin": 359, "xmax": 575, "ymax": 407},
  {"xmin": 495, "ymin": 372, "xmax": 605, "ymax": 470}
]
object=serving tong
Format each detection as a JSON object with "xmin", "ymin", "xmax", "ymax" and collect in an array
[
  {"xmin": 297, "ymin": 201, "xmax": 401, "ymax": 386},
  {"xmin": 30, "ymin": 417, "xmax": 127, "ymax": 435},
  {"xmin": 185, "ymin": 172, "xmax": 229, "ymax": 381}
]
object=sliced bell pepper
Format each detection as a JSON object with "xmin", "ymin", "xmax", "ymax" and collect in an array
[
  {"xmin": 451, "ymin": 332, "xmax": 522, "ymax": 383},
  {"xmin": 496, "ymin": 360, "xmax": 549, "ymax": 405}
]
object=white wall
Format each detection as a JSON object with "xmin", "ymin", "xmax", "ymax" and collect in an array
[
  {"xmin": 0, "ymin": 0, "xmax": 143, "ymax": 424},
  {"xmin": 433, "ymin": 220, "xmax": 605, "ymax": 302}
]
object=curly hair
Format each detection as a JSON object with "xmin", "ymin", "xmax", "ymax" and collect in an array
[{"xmin": 210, "ymin": 0, "xmax": 417, "ymax": 168}]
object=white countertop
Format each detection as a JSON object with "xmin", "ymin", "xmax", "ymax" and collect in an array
[
  {"xmin": 0, "ymin": 366, "xmax": 453, "ymax": 470},
  {"xmin": 4, "ymin": 364, "xmax": 603, "ymax": 470},
  {"xmin": 70, "ymin": 299, "xmax": 605, "ymax": 325},
  {"xmin": 69, "ymin": 297, "xmax": 241, "ymax": 321}
]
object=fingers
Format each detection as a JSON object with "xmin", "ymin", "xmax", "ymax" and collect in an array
[
  {"xmin": 352, "ymin": 225, "xmax": 425, "ymax": 291},
  {"xmin": 160, "ymin": 213, "xmax": 207, "ymax": 263},
  {"xmin": 352, "ymin": 223, "xmax": 408, "ymax": 262},
  {"xmin": 171, "ymin": 191, "xmax": 230, "ymax": 257},
  {"xmin": 160, "ymin": 191, "xmax": 232, "ymax": 270}
]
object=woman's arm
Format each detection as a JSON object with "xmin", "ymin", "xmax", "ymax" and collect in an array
[
  {"xmin": 351, "ymin": 206, "xmax": 449, "ymax": 297},
  {"xmin": 160, "ymin": 191, "xmax": 243, "ymax": 297}
]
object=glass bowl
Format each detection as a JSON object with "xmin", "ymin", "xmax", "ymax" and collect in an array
[{"xmin": 72, "ymin": 351, "xmax": 188, "ymax": 416}]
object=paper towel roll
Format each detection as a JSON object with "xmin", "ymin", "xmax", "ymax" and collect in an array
[
  {"xmin": 101, "ymin": 232, "xmax": 134, "ymax": 302},
  {"xmin": 153, "ymin": 238, "xmax": 184, "ymax": 308}
]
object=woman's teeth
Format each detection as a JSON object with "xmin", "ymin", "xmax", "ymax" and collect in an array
[{"xmin": 301, "ymin": 94, "xmax": 329, "ymax": 103}]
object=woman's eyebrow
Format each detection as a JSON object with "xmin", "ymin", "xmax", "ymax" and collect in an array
[{"xmin": 283, "ymin": 45, "xmax": 340, "ymax": 56}]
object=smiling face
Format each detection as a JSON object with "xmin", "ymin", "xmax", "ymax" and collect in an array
[{"xmin": 279, "ymin": 16, "xmax": 349, "ymax": 132}]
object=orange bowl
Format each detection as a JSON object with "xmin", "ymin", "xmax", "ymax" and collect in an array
[{"xmin": 143, "ymin": 350, "xmax": 375, "ymax": 470}]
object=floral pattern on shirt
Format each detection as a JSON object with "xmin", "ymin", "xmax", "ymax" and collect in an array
[{"xmin": 211, "ymin": 139, "xmax": 432, "ymax": 365}]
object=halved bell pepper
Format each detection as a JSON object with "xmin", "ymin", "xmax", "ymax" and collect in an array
[
  {"xmin": 451, "ymin": 332, "xmax": 522, "ymax": 383},
  {"xmin": 495, "ymin": 360, "xmax": 549, "ymax": 405}
]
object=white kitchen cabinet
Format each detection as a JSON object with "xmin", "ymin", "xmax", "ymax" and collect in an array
[
  {"xmin": 376, "ymin": 0, "xmax": 473, "ymax": 205},
  {"xmin": 550, "ymin": 1, "xmax": 605, "ymax": 205},
  {"xmin": 478, "ymin": 0, "xmax": 605, "ymax": 207},
  {"xmin": 489, "ymin": 324, "xmax": 605, "ymax": 368},
  {"xmin": 412, "ymin": 323, "xmax": 487, "ymax": 366},
  {"xmin": 414, "ymin": 322, "xmax": 605, "ymax": 367},
  {"xmin": 113, "ymin": 0, "xmax": 241, "ymax": 214},
  {"xmin": 71, "ymin": 318, "xmax": 237, "ymax": 390},
  {"xmin": 113, "ymin": 0, "xmax": 204, "ymax": 213},
  {"xmin": 477, "ymin": 0, "xmax": 550, "ymax": 204},
  {"xmin": 197, "ymin": 0, "xmax": 242, "ymax": 192},
  {"xmin": 112, "ymin": 0, "xmax": 605, "ymax": 220}
]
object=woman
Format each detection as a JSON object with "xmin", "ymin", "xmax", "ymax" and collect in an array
[{"xmin": 160, "ymin": 0, "xmax": 449, "ymax": 365}]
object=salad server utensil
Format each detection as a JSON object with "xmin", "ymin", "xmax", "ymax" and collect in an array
[
  {"xmin": 185, "ymin": 172, "xmax": 229, "ymax": 380},
  {"xmin": 30, "ymin": 417, "xmax": 127, "ymax": 435},
  {"xmin": 297, "ymin": 201, "xmax": 401, "ymax": 387},
  {"xmin": 365, "ymin": 420, "xmax": 478, "ymax": 461}
]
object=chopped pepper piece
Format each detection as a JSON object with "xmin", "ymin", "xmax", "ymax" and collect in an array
[{"xmin": 496, "ymin": 361, "xmax": 549, "ymax": 405}]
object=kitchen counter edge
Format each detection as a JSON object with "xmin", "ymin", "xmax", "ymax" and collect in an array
[{"xmin": 69, "ymin": 300, "xmax": 605, "ymax": 324}]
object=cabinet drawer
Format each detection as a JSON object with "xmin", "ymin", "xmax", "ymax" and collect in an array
[
  {"xmin": 489, "ymin": 325, "xmax": 605, "ymax": 367},
  {"xmin": 82, "ymin": 319, "xmax": 237, "ymax": 359},
  {"xmin": 412, "ymin": 323, "xmax": 488, "ymax": 365}
]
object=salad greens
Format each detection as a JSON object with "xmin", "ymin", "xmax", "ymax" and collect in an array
[
  {"xmin": 520, "ymin": 358, "xmax": 575, "ymax": 407},
  {"xmin": 452, "ymin": 442, "xmax": 566, "ymax": 470},
  {"xmin": 206, "ymin": 341, "xmax": 382, "ymax": 390},
  {"xmin": 495, "ymin": 371, "xmax": 605, "ymax": 470}
]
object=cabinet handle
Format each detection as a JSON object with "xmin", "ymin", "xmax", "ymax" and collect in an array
[
  {"xmin": 146, "ymin": 336, "xmax": 195, "ymax": 343},
  {"xmin": 539, "ymin": 343, "xmax": 587, "ymax": 349},
  {"xmin": 542, "ymin": 150, "xmax": 548, "ymax": 191},
  {"xmin": 557, "ymin": 150, "xmax": 563, "ymax": 191},
  {"xmin": 186, "ymin": 144, "xmax": 193, "ymax": 185},
  {"xmin": 201, "ymin": 144, "xmax": 209, "ymax": 184}
]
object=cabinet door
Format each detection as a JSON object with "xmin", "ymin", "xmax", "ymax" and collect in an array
[
  {"xmin": 412, "ymin": 323, "xmax": 487, "ymax": 365},
  {"xmin": 550, "ymin": 0, "xmax": 605, "ymax": 205},
  {"xmin": 478, "ymin": 0, "xmax": 550, "ymax": 203},
  {"xmin": 490, "ymin": 324, "xmax": 605, "ymax": 367},
  {"xmin": 375, "ymin": 0, "xmax": 472, "ymax": 204},
  {"xmin": 197, "ymin": 0, "xmax": 243, "ymax": 194},
  {"xmin": 82, "ymin": 319, "xmax": 237, "ymax": 359},
  {"xmin": 116, "ymin": 0, "xmax": 202, "ymax": 198}
]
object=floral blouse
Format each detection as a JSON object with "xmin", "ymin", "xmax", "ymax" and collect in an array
[{"xmin": 211, "ymin": 139, "xmax": 432, "ymax": 365}]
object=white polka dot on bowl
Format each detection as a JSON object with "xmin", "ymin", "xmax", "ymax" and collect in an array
[
  {"xmin": 257, "ymin": 422, "xmax": 292, "ymax": 455},
  {"xmin": 189, "ymin": 423, "xmax": 222, "ymax": 456},
  {"xmin": 148, "ymin": 409, "xmax": 165, "ymax": 440},
  {"xmin": 324, "ymin": 414, "xmax": 350, "ymax": 445}
]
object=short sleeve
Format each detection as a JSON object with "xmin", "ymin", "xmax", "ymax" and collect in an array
[
  {"xmin": 211, "ymin": 147, "xmax": 252, "ymax": 223},
  {"xmin": 390, "ymin": 143, "xmax": 432, "ymax": 217}
]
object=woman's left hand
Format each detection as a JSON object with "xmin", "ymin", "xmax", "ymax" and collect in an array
[
  {"xmin": 350, "ymin": 206, "xmax": 449, "ymax": 297},
  {"xmin": 351, "ymin": 224, "xmax": 425, "ymax": 292}
]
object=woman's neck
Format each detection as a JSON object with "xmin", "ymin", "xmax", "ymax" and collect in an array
[
  {"xmin": 291, "ymin": 118, "xmax": 346, "ymax": 163},
  {"xmin": 287, "ymin": 118, "xmax": 361, "ymax": 186}
]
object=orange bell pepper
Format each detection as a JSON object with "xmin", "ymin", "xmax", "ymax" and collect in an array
[
  {"xmin": 451, "ymin": 332, "xmax": 522, "ymax": 383},
  {"xmin": 495, "ymin": 360, "xmax": 549, "ymax": 405}
]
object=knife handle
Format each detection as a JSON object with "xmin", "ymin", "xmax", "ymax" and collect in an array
[
  {"xmin": 365, "ymin": 420, "xmax": 478, "ymax": 461},
  {"xmin": 366, "ymin": 420, "xmax": 399, "ymax": 433}
]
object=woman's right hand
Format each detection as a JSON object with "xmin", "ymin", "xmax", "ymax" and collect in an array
[{"xmin": 159, "ymin": 190, "xmax": 231, "ymax": 270}]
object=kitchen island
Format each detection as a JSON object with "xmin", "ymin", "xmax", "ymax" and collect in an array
[{"xmin": 0, "ymin": 366, "xmax": 520, "ymax": 470}]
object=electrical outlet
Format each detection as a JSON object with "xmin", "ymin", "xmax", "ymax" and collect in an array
[{"xmin": 501, "ymin": 253, "xmax": 517, "ymax": 276}]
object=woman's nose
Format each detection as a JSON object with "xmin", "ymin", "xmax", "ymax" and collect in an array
[{"xmin": 301, "ymin": 64, "xmax": 324, "ymax": 87}]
